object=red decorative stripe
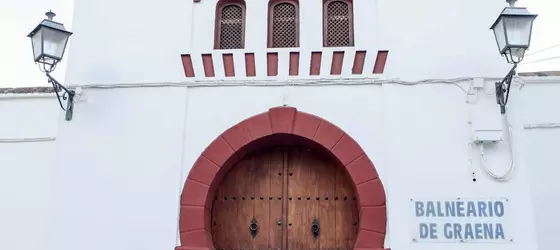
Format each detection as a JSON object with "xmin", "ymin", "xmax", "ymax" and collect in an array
[
  {"xmin": 181, "ymin": 54, "xmax": 195, "ymax": 78},
  {"xmin": 181, "ymin": 50, "xmax": 389, "ymax": 78},
  {"xmin": 245, "ymin": 53, "xmax": 256, "ymax": 77},
  {"xmin": 330, "ymin": 51, "xmax": 344, "ymax": 75},
  {"xmin": 373, "ymin": 51, "xmax": 389, "ymax": 74},
  {"xmin": 310, "ymin": 52, "xmax": 322, "ymax": 75},
  {"xmin": 222, "ymin": 53, "xmax": 235, "ymax": 77},
  {"xmin": 267, "ymin": 52, "xmax": 278, "ymax": 76},
  {"xmin": 289, "ymin": 52, "xmax": 300, "ymax": 76},
  {"xmin": 352, "ymin": 51, "xmax": 366, "ymax": 74},
  {"xmin": 202, "ymin": 54, "xmax": 215, "ymax": 77}
]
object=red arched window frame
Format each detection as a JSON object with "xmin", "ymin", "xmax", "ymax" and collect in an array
[
  {"xmin": 267, "ymin": 0, "xmax": 300, "ymax": 48},
  {"xmin": 214, "ymin": 0, "xmax": 246, "ymax": 49},
  {"xmin": 322, "ymin": 0, "xmax": 354, "ymax": 47}
]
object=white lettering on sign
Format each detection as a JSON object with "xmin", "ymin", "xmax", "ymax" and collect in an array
[{"xmin": 410, "ymin": 198, "xmax": 513, "ymax": 243}]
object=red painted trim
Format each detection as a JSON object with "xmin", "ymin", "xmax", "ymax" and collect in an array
[
  {"xmin": 244, "ymin": 53, "xmax": 256, "ymax": 77},
  {"xmin": 222, "ymin": 53, "xmax": 235, "ymax": 77},
  {"xmin": 323, "ymin": 0, "xmax": 355, "ymax": 47},
  {"xmin": 177, "ymin": 106, "xmax": 387, "ymax": 250},
  {"xmin": 352, "ymin": 50, "xmax": 366, "ymax": 74},
  {"xmin": 289, "ymin": 52, "xmax": 300, "ymax": 76},
  {"xmin": 267, "ymin": 0, "xmax": 300, "ymax": 48},
  {"xmin": 310, "ymin": 51, "xmax": 322, "ymax": 75},
  {"xmin": 373, "ymin": 50, "xmax": 389, "ymax": 74},
  {"xmin": 330, "ymin": 51, "xmax": 344, "ymax": 75},
  {"xmin": 181, "ymin": 54, "xmax": 195, "ymax": 78},
  {"xmin": 214, "ymin": 0, "xmax": 246, "ymax": 49},
  {"xmin": 201, "ymin": 54, "xmax": 215, "ymax": 77},
  {"xmin": 267, "ymin": 52, "xmax": 279, "ymax": 76}
]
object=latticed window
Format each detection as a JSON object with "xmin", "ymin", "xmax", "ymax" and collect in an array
[
  {"xmin": 217, "ymin": 4, "xmax": 245, "ymax": 49},
  {"xmin": 324, "ymin": 0, "xmax": 354, "ymax": 47},
  {"xmin": 269, "ymin": 2, "xmax": 299, "ymax": 48}
]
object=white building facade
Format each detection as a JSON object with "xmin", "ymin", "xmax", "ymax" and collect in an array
[{"xmin": 1, "ymin": 0, "xmax": 558, "ymax": 250}]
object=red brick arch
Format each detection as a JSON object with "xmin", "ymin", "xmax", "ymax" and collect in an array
[{"xmin": 176, "ymin": 106, "xmax": 387, "ymax": 250}]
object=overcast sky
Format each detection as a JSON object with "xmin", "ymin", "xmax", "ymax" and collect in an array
[{"xmin": 0, "ymin": 0, "xmax": 558, "ymax": 88}]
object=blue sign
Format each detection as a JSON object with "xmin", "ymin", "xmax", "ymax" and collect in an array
[{"xmin": 410, "ymin": 198, "xmax": 512, "ymax": 243}]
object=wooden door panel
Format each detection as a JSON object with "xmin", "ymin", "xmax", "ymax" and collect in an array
[
  {"xmin": 212, "ymin": 158, "xmax": 245, "ymax": 250},
  {"xmin": 318, "ymin": 157, "xmax": 337, "ymax": 249},
  {"xmin": 269, "ymin": 148, "xmax": 286, "ymax": 250},
  {"xmin": 335, "ymin": 166, "xmax": 359, "ymax": 249},
  {"xmin": 252, "ymin": 150, "xmax": 272, "ymax": 249},
  {"xmin": 235, "ymin": 157, "xmax": 255, "ymax": 249},
  {"xmin": 287, "ymin": 148, "xmax": 320, "ymax": 250},
  {"xmin": 287, "ymin": 147, "xmax": 358, "ymax": 250},
  {"xmin": 212, "ymin": 146, "xmax": 358, "ymax": 250},
  {"xmin": 286, "ymin": 147, "xmax": 305, "ymax": 249}
]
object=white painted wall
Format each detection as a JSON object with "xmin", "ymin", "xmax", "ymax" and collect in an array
[
  {"xmin": 3, "ymin": 77, "xmax": 560, "ymax": 250},
  {"xmin": 0, "ymin": 96, "xmax": 59, "ymax": 250},
  {"xmin": 2, "ymin": 0, "xmax": 554, "ymax": 249},
  {"xmin": 519, "ymin": 78, "xmax": 560, "ymax": 250},
  {"xmin": 64, "ymin": 0, "xmax": 515, "ymax": 87},
  {"xmin": 44, "ymin": 87, "xmax": 189, "ymax": 250},
  {"xmin": 0, "ymin": 78, "xmax": 528, "ymax": 250}
]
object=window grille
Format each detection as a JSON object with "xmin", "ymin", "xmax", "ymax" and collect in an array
[
  {"xmin": 271, "ymin": 3, "xmax": 298, "ymax": 48},
  {"xmin": 219, "ymin": 4, "xmax": 244, "ymax": 49},
  {"xmin": 325, "ymin": 0, "xmax": 353, "ymax": 47}
]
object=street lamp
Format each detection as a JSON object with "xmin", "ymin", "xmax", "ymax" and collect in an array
[
  {"xmin": 28, "ymin": 10, "xmax": 75, "ymax": 121},
  {"xmin": 490, "ymin": 0, "xmax": 537, "ymax": 114}
]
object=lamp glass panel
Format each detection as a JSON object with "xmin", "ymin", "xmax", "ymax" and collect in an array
[
  {"xmin": 31, "ymin": 29, "xmax": 43, "ymax": 61},
  {"xmin": 42, "ymin": 27, "xmax": 70, "ymax": 59},
  {"xmin": 493, "ymin": 18, "xmax": 507, "ymax": 52},
  {"xmin": 510, "ymin": 47, "xmax": 526, "ymax": 63},
  {"xmin": 504, "ymin": 16, "xmax": 533, "ymax": 47}
]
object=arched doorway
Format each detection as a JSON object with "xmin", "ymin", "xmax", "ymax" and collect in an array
[
  {"xmin": 177, "ymin": 107, "xmax": 387, "ymax": 250},
  {"xmin": 212, "ymin": 146, "xmax": 358, "ymax": 250}
]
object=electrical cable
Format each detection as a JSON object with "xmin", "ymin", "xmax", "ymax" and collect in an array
[
  {"xmin": 525, "ymin": 44, "xmax": 560, "ymax": 57},
  {"xmin": 476, "ymin": 114, "xmax": 515, "ymax": 182},
  {"xmin": 521, "ymin": 55, "xmax": 560, "ymax": 65},
  {"xmin": 77, "ymin": 77, "xmax": 506, "ymax": 96},
  {"xmin": 524, "ymin": 123, "xmax": 560, "ymax": 129},
  {"xmin": 0, "ymin": 137, "xmax": 56, "ymax": 143}
]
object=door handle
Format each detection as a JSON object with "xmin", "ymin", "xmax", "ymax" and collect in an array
[
  {"xmin": 311, "ymin": 218, "xmax": 320, "ymax": 239},
  {"xmin": 250, "ymin": 218, "xmax": 258, "ymax": 238}
]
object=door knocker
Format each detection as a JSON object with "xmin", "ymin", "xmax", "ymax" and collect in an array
[
  {"xmin": 249, "ymin": 218, "xmax": 259, "ymax": 238},
  {"xmin": 311, "ymin": 218, "xmax": 320, "ymax": 239}
]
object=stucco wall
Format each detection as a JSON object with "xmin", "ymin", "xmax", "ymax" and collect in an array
[
  {"xmin": 6, "ymin": 78, "xmax": 530, "ymax": 250},
  {"xmin": 1, "ymin": 0, "xmax": 552, "ymax": 249},
  {"xmin": 0, "ymin": 95, "xmax": 59, "ymax": 250},
  {"xmin": 3, "ymin": 77, "xmax": 560, "ymax": 250},
  {"xmin": 63, "ymin": 0, "xmax": 512, "ymax": 87},
  {"xmin": 519, "ymin": 78, "xmax": 560, "ymax": 250}
]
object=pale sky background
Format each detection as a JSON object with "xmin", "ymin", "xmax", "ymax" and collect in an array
[{"xmin": 0, "ymin": 0, "xmax": 558, "ymax": 88}]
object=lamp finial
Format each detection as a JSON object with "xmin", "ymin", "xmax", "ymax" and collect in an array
[
  {"xmin": 506, "ymin": 0, "xmax": 517, "ymax": 7},
  {"xmin": 45, "ymin": 10, "xmax": 56, "ymax": 20}
]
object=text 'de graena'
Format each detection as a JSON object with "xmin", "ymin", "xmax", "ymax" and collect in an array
[{"xmin": 411, "ymin": 199, "xmax": 512, "ymax": 243}]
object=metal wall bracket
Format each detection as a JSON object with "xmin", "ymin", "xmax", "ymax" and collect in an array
[
  {"xmin": 495, "ymin": 64, "xmax": 517, "ymax": 114},
  {"xmin": 46, "ymin": 72, "xmax": 75, "ymax": 121}
]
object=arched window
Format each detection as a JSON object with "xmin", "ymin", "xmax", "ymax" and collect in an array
[
  {"xmin": 268, "ymin": 1, "xmax": 299, "ymax": 48},
  {"xmin": 215, "ymin": 1, "xmax": 246, "ymax": 49},
  {"xmin": 323, "ymin": 0, "xmax": 354, "ymax": 47}
]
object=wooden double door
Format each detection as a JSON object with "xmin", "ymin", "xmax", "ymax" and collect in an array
[{"xmin": 211, "ymin": 146, "xmax": 358, "ymax": 250}]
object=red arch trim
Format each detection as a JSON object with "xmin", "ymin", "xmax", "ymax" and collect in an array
[{"xmin": 176, "ymin": 106, "xmax": 387, "ymax": 250}]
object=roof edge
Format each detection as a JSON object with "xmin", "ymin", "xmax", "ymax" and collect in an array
[{"xmin": 0, "ymin": 87, "xmax": 55, "ymax": 94}]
